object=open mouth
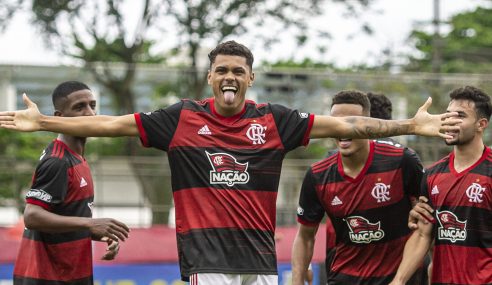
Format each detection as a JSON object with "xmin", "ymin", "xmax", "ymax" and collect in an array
[
  {"xmin": 337, "ymin": 138, "xmax": 352, "ymax": 148},
  {"xmin": 221, "ymin": 86, "xmax": 237, "ymax": 104}
]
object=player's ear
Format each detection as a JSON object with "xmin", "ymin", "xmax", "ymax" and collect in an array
[{"xmin": 477, "ymin": 117, "xmax": 489, "ymax": 131}]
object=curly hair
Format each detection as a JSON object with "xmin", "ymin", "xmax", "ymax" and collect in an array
[
  {"xmin": 331, "ymin": 90, "xmax": 371, "ymax": 116},
  {"xmin": 449, "ymin": 86, "xmax": 491, "ymax": 121},
  {"xmin": 208, "ymin": 41, "xmax": 254, "ymax": 70},
  {"xmin": 367, "ymin": 92, "xmax": 392, "ymax": 120},
  {"xmin": 52, "ymin": 81, "xmax": 91, "ymax": 110}
]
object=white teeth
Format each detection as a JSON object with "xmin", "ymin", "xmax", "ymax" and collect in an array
[{"xmin": 222, "ymin": 86, "xmax": 237, "ymax": 92}]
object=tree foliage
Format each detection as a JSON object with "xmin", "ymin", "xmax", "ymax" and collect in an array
[
  {"xmin": 405, "ymin": 7, "xmax": 492, "ymax": 73},
  {"xmin": 2, "ymin": 0, "xmax": 374, "ymax": 223}
]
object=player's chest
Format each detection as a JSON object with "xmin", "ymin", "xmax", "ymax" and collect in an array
[
  {"xmin": 318, "ymin": 172, "xmax": 404, "ymax": 217},
  {"xmin": 67, "ymin": 163, "xmax": 94, "ymax": 196},
  {"xmin": 171, "ymin": 113, "xmax": 281, "ymax": 149},
  {"xmin": 428, "ymin": 173, "xmax": 492, "ymax": 208}
]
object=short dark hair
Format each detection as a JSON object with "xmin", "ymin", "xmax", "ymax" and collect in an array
[
  {"xmin": 331, "ymin": 90, "xmax": 371, "ymax": 116},
  {"xmin": 208, "ymin": 41, "xmax": 254, "ymax": 70},
  {"xmin": 52, "ymin": 81, "xmax": 91, "ymax": 110},
  {"xmin": 367, "ymin": 92, "xmax": 392, "ymax": 120},
  {"xmin": 449, "ymin": 86, "xmax": 492, "ymax": 121}
]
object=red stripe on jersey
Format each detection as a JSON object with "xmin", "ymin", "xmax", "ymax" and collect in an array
[
  {"xmin": 174, "ymin": 188, "xmax": 277, "ymax": 233},
  {"xmin": 432, "ymin": 244, "xmax": 492, "ymax": 284},
  {"xmin": 13, "ymin": 237, "xmax": 92, "ymax": 281},
  {"xmin": 312, "ymin": 155, "xmax": 337, "ymax": 174},
  {"xmin": 316, "ymin": 169, "xmax": 405, "ymax": 213},
  {"xmin": 427, "ymin": 171, "xmax": 492, "ymax": 211},
  {"xmin": 332, "ymin": 235, "xmax": 408, "ymax": 277},
  {"xmin": 301, "ymin": 114, "xmax": 315, "ymax": 146},
  {"xmin": 64, "ymin": 164, "xmax": 94, "ymax": 204},
  {"xmin": 134, "ymin": 112, "xmax": 150, "ymax": 147},
  {"xmin": 374, "ymin": 150, "xmax": 401, "ymax": 157},
  {"xmin": 170, "ymin": 110, "xmax": 286, "ymax": 150},
  {"xmin": 374, "ymin": 144, "xmax": 402, "ymax": 153},
  {"xmin": 26, "ymin": 198, "xmax": 51, "ymax": 210},
  {"xmin": 50, "ymin": 142, "xmax": 60, "ymax": 158}
]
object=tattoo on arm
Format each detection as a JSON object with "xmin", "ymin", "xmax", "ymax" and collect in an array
[{"xmin": 345, "ymin": 117, "xmax": 410, "ymax": 138}]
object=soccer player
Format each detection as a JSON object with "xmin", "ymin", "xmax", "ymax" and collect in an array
[
  {"xmin": 12, "ymin": 81, "xmax": 130, "ymax": 285},
  {"xmin": 0, "ymin": 41, "xmax": 459, "ymax": 285},
  {"xmin": 390, "ymin": 86, "xmax": 492, "ymax": 285},
  {"xmin": 292, "ymin": 90, "xmax": 424, "ymax": 284}
]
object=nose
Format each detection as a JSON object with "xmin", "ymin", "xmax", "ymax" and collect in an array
[
  {"xmin": 84, "ymin": 106, "xmax": 96, "ymax": 116},
  {"xmin": 224, "ymin": 70, "xmax": 235, "ymax": 81}
]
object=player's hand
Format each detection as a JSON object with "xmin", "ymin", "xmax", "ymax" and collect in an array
[
  {"xmin": 412, "ymin": 97, "xmax": 461, "ymax": 139},
  {"xmin": 0, "ymin": 93, "xmax": 43, "ymax": 132},
  {"xmin": 89, "ymin": 218, "xmax": 130, "ymax": 242},
  {"xmin": 305, "ymin": 268, "xmax": 313, "ymax": 285},
  {"xmin": 408, "ymin": 196, "xmax": 435, "ymax": 230},
  {"xmin": 100, "ymin": 237, "xmax": 120, "ymax": 260}
]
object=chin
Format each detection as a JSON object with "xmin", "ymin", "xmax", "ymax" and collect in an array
[{"xmin": 445, "ymin": 139, "xmax": 458, "ymax": 146}]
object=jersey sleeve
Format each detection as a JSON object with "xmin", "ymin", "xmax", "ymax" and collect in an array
[
  {"xmin": 297, "ymin": 168, "xmax": 325, "ymax": 226},
  {"xmin": 25, "ymin": 157, "xmax": 69, "ymax": 210},
  {"xmin": 270, "ymin": 104, "xmax": 314, "ymax": 151},
  {"xmin": 134, "ymin": 101, "xmax": 183, "ymax": 151},
  {"xmin": 401, "ymin": 147, "xmax": 424, "ymax": 199}
]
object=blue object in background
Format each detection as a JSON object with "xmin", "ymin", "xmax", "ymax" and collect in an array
[{"xmin": 1, "ymin": 263, "xmax": 320, "ymax": 285}]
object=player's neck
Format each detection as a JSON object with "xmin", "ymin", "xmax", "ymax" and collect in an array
[
  {"xmin": 57, "ymin": 134, "xmax": 86, "ymax": 156},
  {"xmin": 340, "ymin": 141, "xmax": 370, "ymax": 178},
  {"xmin": 453, "ymin": 136, "xmax": 485, "ymax": 172}
]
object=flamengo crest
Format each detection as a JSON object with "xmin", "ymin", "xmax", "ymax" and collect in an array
[
  {"xmin": 206, "ymin": 151, "xmax": 250, "ymax": 186},
  {"xmin": 371, "ymin": 182, "xmax": 391, "ymax": 203},
  {"xmin": 466, "ymin": 182, "xmax": 486, "ymax": 203},
  {"xmin": 246, "ymin": 123, "xmax": 267, "ymax": 145}
]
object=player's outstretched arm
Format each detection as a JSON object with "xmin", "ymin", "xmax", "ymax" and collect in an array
[
  {"xmin": 310, "ymin": 97, "xmax": 461, "ymax": 139},
  {"xmin": 389, "ymin": 219, "xmax": 433, "ymax": 285},
  {"xmin": 24, "ymin": 204, "xmax": 130, "ymax": 242},
  {"xmin": 291, "ymin": 224, "xmax": 318, "ymax": 285},
  {"xmin": 0, "ymin": 94, "xmax": 139, "ymax": 137}
]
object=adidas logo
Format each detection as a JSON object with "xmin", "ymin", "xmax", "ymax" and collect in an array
[
  {"xmin": 331, "ymin": 196, "xmax": 343, "ymax": 206},
  {"xmin": 431, "ymin": 185, "xmax": 439, "ymax": 195},
  {"xmin": 80, "ymin": 177, "xmax": 88, "ymax": 188},
  {"xmin": 198, "ymin": 125, "xmax": 212, "ymax": 135}
]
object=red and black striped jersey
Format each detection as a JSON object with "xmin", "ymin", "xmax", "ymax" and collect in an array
[
  {"xmin": 298, "ymin": 140, "xmax": 423, "ymax": 284},
  {"xmin": 134, "ymin": 98, "xmax": 314, "ymax": 280},
  {"xmin": 14, "ymin": 139, "xmax": 94, "ymax": 285},
  {"xmin": 422, "ymin": 146, "xmax": 492, "ymax": 285}
]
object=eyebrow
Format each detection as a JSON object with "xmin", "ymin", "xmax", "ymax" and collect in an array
[{"xmin": 447, "ymin": 110, "xmax": 466, "ymax": 116}]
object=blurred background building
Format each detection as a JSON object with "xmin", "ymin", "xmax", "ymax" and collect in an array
[{"xmin": 1, "ymin": 0, "xmax": 492, "ymax": 284}]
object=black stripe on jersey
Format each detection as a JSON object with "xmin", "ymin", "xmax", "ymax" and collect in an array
[
  {"xmin": 434, "ymin": 205, "xmax": 492, "ymax": 248},
  {"xmin": 177, "ymin": 227, "xmax": 277, "ymax": 277},
  {"xmin": 331, "ymin": 197, "xmax": 413, "ymax": 244},
  {"xmin": 367, "ymin": 154, "xmax": 404, "ymax": 174},
  {"xmin": 169, "ymin": 147, "xmax": 284, "ymax": 192},
  {"xmin": 425, "ymin": 155, "xmax": 451, "ymax": 176},
  {"xmin": 22, "ymin": 228, "xmax": 91, "ymax": 244},
  {"xmin": 184, "ymin": 99, "xmax": 270, "ymax": 119},
  {"xmin": 312, "ymin": 155, "xmax": 337, "ymax": 174},
  {"xmin": 469, "ymin": 158, "xmax": 492, "ymax": 176},
  {"xmin": 326, "ymin": 270, "xmax": 394, "ymax": 285},
  {"xmin": 13, "ymin": 275, "xmax": 93, "ymax": 285}
]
